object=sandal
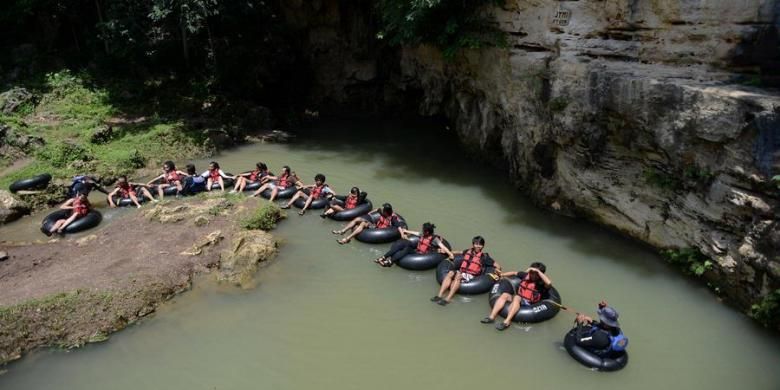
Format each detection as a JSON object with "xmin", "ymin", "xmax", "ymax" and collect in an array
[
  {"xmin": 298, "ymin": 210, "xmax": 306, "ymax": 216},
  {"xmin": 280, "ymin": 204, "xmax": 291, "ymax": 209},
  {"xmin": 480, "ymin": 317, "xmax": 494, "ymax": 324},
  {"xmin": 374, "ymin": 256, "xmax": 386, "ymax": 264},
  {"xmin": 337, "ymin": 238, "xmax": 350, "ymax": 245},
  {"xmin": 380, "ymin": 259, "xmax": 394, "ymax": 267},
  {"xmin": 496, "ymin": 322, "xmax": 510, "ymax": 331},
  {"xmin": 332, "ymin": 230, "xmax": 343, "ymax": 235},
  {"xmin": 437, "ymin": 299, "xmax": 449, "ymax": 306},
  {"xmin": 430, "ymin": 296, "xmax": 442, "ymax": 302}
]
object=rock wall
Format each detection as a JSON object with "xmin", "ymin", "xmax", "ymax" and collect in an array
[{"xmin": 395, "ymin": 0, "xmax": 780, "ymax": 319}]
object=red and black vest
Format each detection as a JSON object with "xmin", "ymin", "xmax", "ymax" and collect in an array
[
  {"xmin": 209, "ymin": 169, "xmax": 221, "ymax": 181},
  {"xmin": 344, "ymin": 195, "xmax": 358, "ymax": 209},
  {"xmin": 166, "ymin": 171, "xmax": 181, "ymax": 183},
  {"xmin": 118, "ymin": 182, "xmax": 134, "ymax": 197},
  {"xmin": 277, "ymin": 173, "xmax": 291, "ymax": 188},
  {"xmin": 249, "ymin": 169, "xmax": 266, "ymax": 182},
  {"xmin": 518, "ymin": 274, "xmax": 542, "ymax": 304},
  {"xmin": 73, "ymin": 198, "xmax": 90, "ymax": 216},
  {"xmin": 416, "ymin": 234, "xmax": 439, "ymax": 254},
  {"xmin": 376, "ymin": 213, "xmax": 397, "ymax": 229},
  {"xmin": 459, "ymin": 249, "xmax": 484, "ymax": 276},
  {"xmin": 310, "ymin": 184, "xmax": 327, "ymax": 199}
]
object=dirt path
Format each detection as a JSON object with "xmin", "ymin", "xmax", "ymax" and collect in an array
[{"xmin": 0, "ymin": 195, "xmax": 279, "ymax": 364}]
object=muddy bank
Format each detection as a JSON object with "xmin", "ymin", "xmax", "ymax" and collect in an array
[{"xmin": 0, "ymin": 195, "xmax": 281, "ymax": 365}]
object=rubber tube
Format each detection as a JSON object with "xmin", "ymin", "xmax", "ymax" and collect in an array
[
  {"xmin": 109, "ymin": 193, "xmax": 146, "ymax": 207},
  {"xmin": 327, "ymin": 196, "xmax": 373, "ymax": 221},
  {"xmin": 292, "ymin": 188, "xmax": 331, "ymax": 210},
  {"xmin": 486, "ymin": 277, "xmax": 562, "ymax": 322},
  {"xmin": 434, "ymin": 257, "xmax": 495, "ymax": 295},
  {"xmin": 355, "ymin": 212, "xmax": 408, "ymax": 244},
  {"xmin": 9, "ymin": 173, "xmax": 52, "ymax": 193},
  {"xmin": 40, "ymin": 209, "xmax": 102, "ymax": 235},
  {"xmin": 396, "ymin": 237, "xmax": 452, "ymax": 271},
  {"xmin": 563, "ymin": 328, "xmax": 628, "ymax": 371},
  {"xmin": 260, "ymin": 185, "xmax": 297, "ymax": 200}
]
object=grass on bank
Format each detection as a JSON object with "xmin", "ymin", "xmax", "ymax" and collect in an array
[{"xmin": 0, "ymin": 70, "xmax": 208, "ymax": 188}]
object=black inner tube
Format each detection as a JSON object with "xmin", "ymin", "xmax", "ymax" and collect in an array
[
  {"xmin": 9, "ymin": 173, "xmax": 52, "ymax": 193},
  {"xmin": 487, "ymin": 277, "xmax": 562, "ymax": 323},
  {"xmin": 328, "ymin": 197, "xmax": 373, "ymax": 221},
  {"xmin": 563, "ymin": 328, "xmax": 629, "ymax": 371},
  {"xmin": 40, "ymin": 209, "xmax": 102, "ymax": 235},
  {"xmin": 434, "ymin": 258, "xmax": 496, "ymax": 295},
  {"xmin": 355, "ymin": 212, "xmax": 408, "ymax": 244},
  {"xmin": 396, "ymin": 237, "xmax": 452, "ymax": 271}
]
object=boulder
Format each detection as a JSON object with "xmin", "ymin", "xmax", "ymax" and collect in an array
[
  {"xmin": 217, "ymin": 230, "xmax": 277, "ymax": 288},
  {"xmin": 0, "ymin": 87, "xmax": 33, "ymax": 114},
  {"xmin": 0, "ymin": 190, "xmax": 30, "ymax": 224}
]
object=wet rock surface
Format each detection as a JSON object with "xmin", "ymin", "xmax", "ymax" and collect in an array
[{"xmin": 392, "ymin": 1, "xmax": 780, "ymax": 324}]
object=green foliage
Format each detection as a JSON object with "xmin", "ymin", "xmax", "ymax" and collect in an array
[
  {"xmin": 241, "ymin": 203, "xmax": 284, "ymax": 231},
  {"xmin": 643, "ymin": 168, "xmax": 681, "ymax": 191},
  {"xmin": 376, "ymin": 0, "xmax": 506, "ymax": 59},
  {"xmin": 683, "ymin": 165, "xmax": 713, "ymax": 186},
  {"xmin": 663, "ymin": 248, "xmax": 713, "ymax": 277},
  {"xmin": 750, "ymin": 289, "xmax": 780, "ymax": 329},
  {"xmin": 36, "ymin": 143, "xmax": 93, "ymax": 168}
]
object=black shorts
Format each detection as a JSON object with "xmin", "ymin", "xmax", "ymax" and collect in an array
[{"xmin": 497, "ymin": 279, "xmax": 515, "ymax": 295}]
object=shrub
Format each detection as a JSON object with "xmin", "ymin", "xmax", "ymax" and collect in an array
[
  {"xmin": 241, "ymin": 203, "xmax": 284, "ymax": 231},
  {"xmin": 376, "ymin": 0, "xmax": 506, "ymax": 59},
  {"xmin": 663, "ymin": 248, "xmax": 713, "ymax": 277},
  {"xmin": 750, "ymin": 289, "xmax": 780, "ymax": 329},
  {"xmin": 36, "ymin": 142, "xmax": 93, "ymax": 168}
]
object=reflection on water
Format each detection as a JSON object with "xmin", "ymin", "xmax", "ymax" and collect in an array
[{"xmin": 2, "ymin": 118, "xmax": 779, "ymax": 390}]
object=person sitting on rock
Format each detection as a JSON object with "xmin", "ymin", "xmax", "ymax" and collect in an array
[
  {"xmin": 320, "ymin": 186, "xmax": 365, "ymax": 218},
  {"xmin": 202, "ymin": 161, "xmax": 234, "ymax": 192},
  {"xmin": 332, "ymin": 203, "xmax": 402, "ymax": 245},
  {"xmin": 574, "ymin": 301, "xmax": 629, "ymax": 358},
  {"xmin": 147, "ymin": 160, "xmax": 188, "ymax": 199},
  {"xmin": 250, "ymin": 165, "xmax": 301, "ymax": 201},
  {"xmin": 375, "ymin": 222, "xmax": 454, "ymax": 267},
  {"xmin": 107, "ymin": 175, "xmax": 157, "ymax": 208},
  {"xmin": 47, "ymin": 192, "xmax": 91, "ymax": 235},
  {"xmin": 431, "ymin": 236, "xmax": 500, "ymax": 306},
  {"xmin": 281, "ymin": 173, "xmax": 334, "ymax": 215},
  {"xmin": 481, "ymin": 262, "xmax": 552, "ymax": 330},
  {"xmin": 231, "ymin": 162, "xmax": 269, "ymax": 193},
  {"xmin": 181, "ymin": 164, "xmax": 207, "ymax": 195}
]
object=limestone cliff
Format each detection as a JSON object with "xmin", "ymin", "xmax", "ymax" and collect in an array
[
  {"xmin": 280, "ymin": 0, "xmax": 780, "ymax": 325},
  {"xmin": 395, "ymin": 1, "xmax": 780, "ymax": 322}
]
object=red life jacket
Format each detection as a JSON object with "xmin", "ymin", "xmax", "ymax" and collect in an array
[
  {"xmin": 310, "ymin": 184, "xmax": 327, "ymax": 199},
  {"xmin": 344, "ymin": 195, "xmax": 358, "ymax": 209},
  {"xmin": 73, "ymin": 198, "xmax": 90, "ymax": 216},
  {"xmin": 118, "ymin": 182, "xmax": 135, "ymax": 197},
  {"xmin": 248, "ymin": 169, "xmax": 265, "ymax": 182},
  {"xmin": 277, "ymin": 173, "xmax": 290, "ymax": 188},
  {"xmin": 518, "ymin": 274, "xmax": 542, "ymax": 304},
  {"xmin": 459, "ymin": 249, "xmax": 484, "ymax": 276},
  {"xmin": 209, "ymin": 169, "xmax": 221, "ymax": 181},
  {"xmin": 376, "ymin": 212, "xmax": 397, "ymax": 229},
  {"xmin": 416, "ymin": 234, "xmax": 439, "ymax": 254},
  {"xmin": 166, "ymin": 171, "xmax": 181, "ymax": 183}
]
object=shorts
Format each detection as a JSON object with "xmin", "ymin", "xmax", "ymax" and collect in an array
[
  {"xmin": 268, "ymin": 183, "xmax": 286, "ymax": 190},
  {"xmin": 496, "ymin": 279, "xmax": 515, "ymax": 295}
]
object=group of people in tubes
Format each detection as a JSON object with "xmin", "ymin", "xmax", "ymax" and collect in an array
[{"xmin": 41, "ymin": 159, "xmax": 629, "ymax": 370}]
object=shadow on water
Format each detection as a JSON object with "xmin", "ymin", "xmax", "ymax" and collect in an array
[{"xmin": 291, "ymin": 117, "xmax": 665, "ymax": 278}]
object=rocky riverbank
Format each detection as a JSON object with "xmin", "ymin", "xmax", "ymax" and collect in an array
[
  {"xmin": 278, "ymin": 0, "xmax": 780, "ymax": 329},
  {"xmin": 0, "ymin": 195, "xmax": 282, "ymax": 365}
]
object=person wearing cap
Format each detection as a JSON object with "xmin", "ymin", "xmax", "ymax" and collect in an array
[
  {"xmin": 481, "ymin": 262, "xmax": 553, "ymax": 330},
  {"xmin": 431, "ymin": 236, "xmax": 500, "ymax": 306},
  {"xmin": 574, "ymin": 301, "xmax": 629, "ymax": 357}
]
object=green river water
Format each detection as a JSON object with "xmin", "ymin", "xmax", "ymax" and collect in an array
[{"xmin": 1, "ymin": 119, "xmax": 779, "ymax": 389}]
